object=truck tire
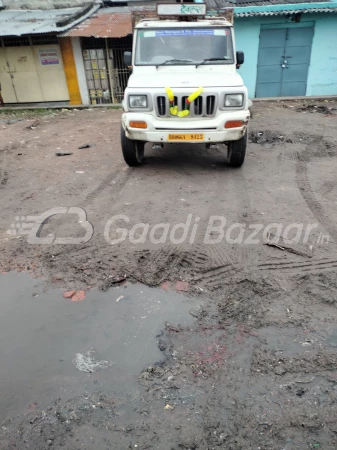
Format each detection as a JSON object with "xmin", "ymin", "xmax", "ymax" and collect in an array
[
  {"xmin": 121, "ymin": 126, "xmax": 145, "ymax": 167},
  {"xmin": 227, "ymin": 132, "xmax": 247, "ymax": 167}
]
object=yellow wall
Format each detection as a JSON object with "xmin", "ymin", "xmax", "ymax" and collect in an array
[{"xmin": 59, "ymin": 37, "xmax": 82, "ymax": 105}]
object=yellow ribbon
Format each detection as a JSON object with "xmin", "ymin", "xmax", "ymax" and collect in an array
[{"xmin": 165, "ymin": 86, "xmax": 204, "ymax": 117}]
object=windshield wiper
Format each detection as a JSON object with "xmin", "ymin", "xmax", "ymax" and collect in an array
[
  {"xmin": 196, "ymin": 57, "xmax": 231, "ymax": 68},
  {"xmin": 156, "ymin": 59, "xmax": 193, "ymax": 69}
]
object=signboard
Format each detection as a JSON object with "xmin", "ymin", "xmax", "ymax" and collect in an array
[
  {"xmin": 157, "ymin": 3, "xmax": 206, "ymax": 16},
  {"xmin": 39, "ymin": 49, "xmax": 59, "ymax": 66}
]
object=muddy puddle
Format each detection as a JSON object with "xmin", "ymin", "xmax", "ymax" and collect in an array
[{"xmin": 0, "ymin": 272, "xmax": 198, "ymax": 424}]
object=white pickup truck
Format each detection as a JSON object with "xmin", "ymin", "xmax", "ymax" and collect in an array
[{"xmin": 121, "ymin": 3, "xmax": 250, "ymax": 167}]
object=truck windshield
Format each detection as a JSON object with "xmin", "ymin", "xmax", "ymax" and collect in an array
[{"xmin": 135, "ymin": 28, "xmax": 234, "ymax": 66}]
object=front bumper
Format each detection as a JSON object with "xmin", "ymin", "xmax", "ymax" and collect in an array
[{"xmin": 122, "ymin": 111, "xmax": 250, "ymax": 143}]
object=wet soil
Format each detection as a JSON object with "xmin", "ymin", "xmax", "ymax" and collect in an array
[{"xmin": 1, "ymin": 100, "xmax": 337, "ymax": 449}]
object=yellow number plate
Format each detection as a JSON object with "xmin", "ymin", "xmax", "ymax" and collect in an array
[{"xmin": 168, "ymin": 133, "xmax": 204, "ymax": 142}]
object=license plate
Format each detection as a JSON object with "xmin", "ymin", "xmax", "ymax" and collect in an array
[{"xmin": 168, "ymin": 133, "xmax": 204, "ymax": 142}]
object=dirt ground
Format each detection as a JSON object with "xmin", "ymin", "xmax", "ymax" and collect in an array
[{"xmin": 1, "ymin": 99, "xmax": 337, "ymax": 449}]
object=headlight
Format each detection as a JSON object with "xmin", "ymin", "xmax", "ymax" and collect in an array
[
  {"xmin": 129, "ymin": 95, "xmax": 148, "ymax": 108},
  {"xmin": 225, "ymin": 94, "xmax": 243, "ymax": 107}
]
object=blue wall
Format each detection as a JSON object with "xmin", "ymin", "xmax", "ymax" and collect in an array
[{"xmin": 234, "ymin": 13, "xmax": 337, "ymax": 97}]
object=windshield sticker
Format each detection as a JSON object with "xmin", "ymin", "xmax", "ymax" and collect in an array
[
  {"xmin": 155, "ymin": 29, "xmax": 216, "ymax": 37},
  {"xmin": 144, "ymin": 31, "xmax": 156, "ymax": 37}
]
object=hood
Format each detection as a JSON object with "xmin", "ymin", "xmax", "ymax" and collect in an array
[{"xmin": 127, "ymin": 69, "xmax": 243, "ymax": 89}]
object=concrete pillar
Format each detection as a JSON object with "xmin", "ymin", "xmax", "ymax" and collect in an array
[
  {"xmin": 59, "ymin": 36, "xmax": 82, "ymax": 105},
  {"xmin": 71, "ymin": 36, "xmax": 90, "ymax": 105}
]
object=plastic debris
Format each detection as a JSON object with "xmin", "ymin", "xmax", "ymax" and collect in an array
[
  {"xmin": 72, "ymin": 350, "xmax": 112, "ymax": 373},
  {"xmin": 164, "ymin": 404, "xmax": 174, "ymax": 410}
]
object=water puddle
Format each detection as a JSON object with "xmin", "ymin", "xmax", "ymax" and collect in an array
[{"xmin": 0, "ymin": 272, "xmax": 198, "ymax": 423}]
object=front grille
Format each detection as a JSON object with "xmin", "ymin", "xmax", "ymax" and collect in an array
[
  {"xmin": 206, "ymin": 96, "xmax": 215, "ymax": 116},
  {"xmin": 157, "ymin": 96, "xmax": 166, "ymax": 116},
  {"xmin": 156, "ymin": 94, "xmax": 217, "ymax": 118},
  {"xmin": 155, "ymin": 127, "xmax": 217, "ymax": 131},
  {"xmin": 194, "ymin": 96, "xmax": 203, "ymax": 115}
]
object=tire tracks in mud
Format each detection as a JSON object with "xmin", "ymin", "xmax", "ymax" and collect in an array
[
  {"xmin": 0, "ymin": 147, "xmax": 9, "ymax": 188},
  {"xmin": 295, "ymin": 137, "xmax": 337, "ymax": 243},
  {"xmin": 136, "ymin": 145, "xmax": 261, "ymax": 288},
  {"xmin": 145, "ymin": 146, "xmax": 237, "ymax": 285},
  {"xmin": 257, "ymin": 256, "xmax": 337, "ymax": 274},
  {"xmin": 84, "ymin": 165, "xmax": 133, "ymax": 204}
]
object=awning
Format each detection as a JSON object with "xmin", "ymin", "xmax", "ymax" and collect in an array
[
  {"xmin": 234, "ymin": 1, "xmax": 337, "ymax": 16},
  {"xmin": 0, "ymin": 2, "xmax": 101, "ymax": 37},
  {"xmin": 61, "ymin": 7, "xmax": 132, "ymax": 38}
]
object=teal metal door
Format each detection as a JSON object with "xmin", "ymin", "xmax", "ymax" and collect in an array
[{"xmin": 256, "ymin": 27, "xmax": 314, "ymax": 97}]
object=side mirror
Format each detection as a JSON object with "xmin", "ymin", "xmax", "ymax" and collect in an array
[
  {"xmin": 124, "ymin": 51, "xmax": 132, "ymax": 66},
  {"xmin": 236, "ymin": 51, "xmax": 244, "ymax": 65}
]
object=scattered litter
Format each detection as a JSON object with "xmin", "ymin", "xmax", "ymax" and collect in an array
[
  {"xmin": 264, "ymin": 233, "xmax": 313, "ymax": 258},
  {"xmin": 161, "ymin": 281, "xmax": 170, "ymax": 291},
  {"xmin": 157, "ymin": 339, "xmax": 167, "ymax": 351},
  {"xmin": 175, "ymin": 281, "xmax": 189, "ymax": 292},
  {"xmin": 180, "ymin": 198, "xmax": 186, "ymax": 202},
  {"xmin": 110, "ymin": 276, "xmax": 127, "ymax": 284},
  {"xmin": 75, "ymin": 171, "xmax": 85, "ymax": 174},
  {"xmin": 71, "ymin": 290, "xmax": 86, "ymax": 302},
  {"xmin": 116, "ymin": 295, "xmax": 124, "ymax": 303},
  {"xmin": 17, "ymin": 152, "xmax": 23, "ymax": 156},
  {"xmin": 63, "ymin": 290, "xmax": 86, "ymax": 302},
  {"xmin": 295, "ymin": 377, "xmax": 315, "ymax": 384},
  {"xmin": 56, "ymin": 152, "xmax": 73, "ymax": 157},
  {"xmin": 296, "ymin": 388, "xmax": 305, "ymax": 397},
  {"xmin": 296, "ymin": 104, "xmax": 336, "ymax": 115},
  {"xmin": 99, "ymin": 275, "xmax": 127, "ymax": 292},
  {"xmin": 164, "ymin": 404, "xmax": 174, "ymax": 410},
  {"xmin": 72, "ymin": 350, "xmax": 112, "ymax": 373},
  {"xmin": 78, "ymin": 144, "xmax": 91, "ymax": 149},
  {"xmin": 26, "ymin": 120, "xmax": 40, "ymax": 129},
  {"xmin": 165, "ymin": 321, "xmax": 180, "ymax": 332},
  {"xmin": 63, "ymin": 290, "xmax": 76, "ymax": 299}
]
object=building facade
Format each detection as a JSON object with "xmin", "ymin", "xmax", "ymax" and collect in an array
[
  {"xmin": 0, "ymin": 0, "xmax": 336, "ymax": 104},
  {"xmin": 0, "ymin": 2, "xmax": 100, "ymax": 105},
  {"xmin": 234, "ymin": 2, "xmax": 337, "ymax": 97}
]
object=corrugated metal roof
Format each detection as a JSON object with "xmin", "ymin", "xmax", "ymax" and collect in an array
[
  {"xmin": 236, "ymin": 7, "xmax": 337, "ymax": 14},
  {"xmin": 61, "ymin": 5, "xmax": 156, "ymax": 37},
  {"xmin": 206, "ymin": 0, "xmax": 328, "ymax": 4},
  {"xmin": 234, "ymin": 0, "xmax": 337, "ymax": 15},
  {"xmin": 0, "ymin": 2, "xmax": 101, "ymax": 36},
  {"xmin": 61, "ymin": 7, "xmax": 132, "ymax": 37}
]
